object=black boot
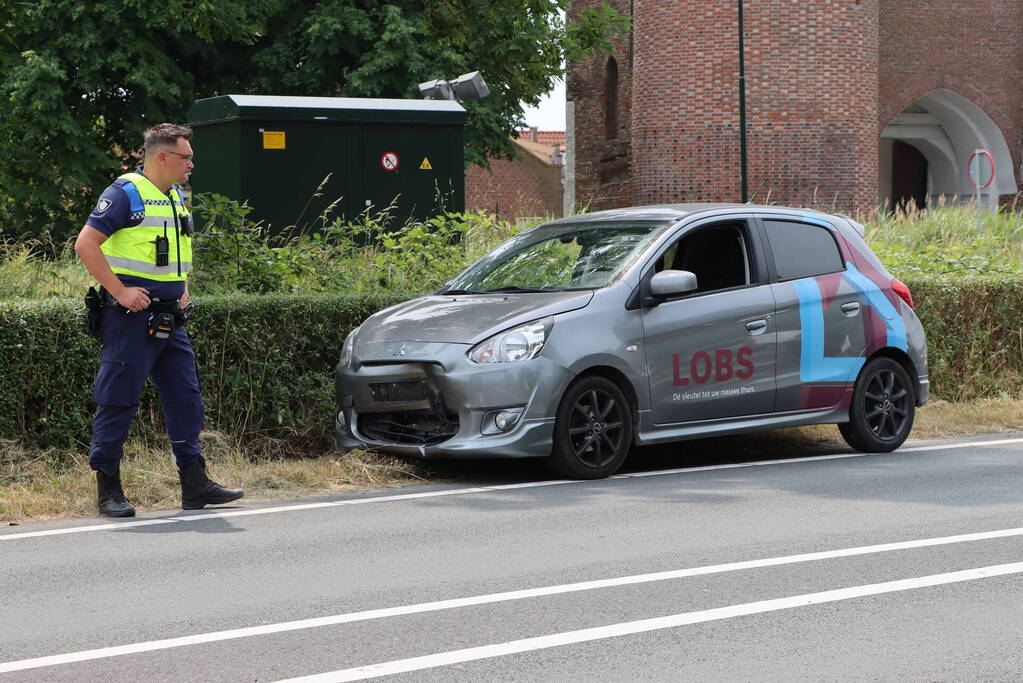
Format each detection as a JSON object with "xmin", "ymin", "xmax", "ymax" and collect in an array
[
  {"xmin": 96, "ymin": 467, "xmax": 136, "ymax": 518},
  {"xmin": 178, "ymin": 457, "xmax": 244, "ymax": 510}
]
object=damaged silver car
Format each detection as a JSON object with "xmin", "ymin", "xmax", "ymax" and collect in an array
[{"xmin": 335, "ymin": 204, "xmax": 928, "ymax": 479}]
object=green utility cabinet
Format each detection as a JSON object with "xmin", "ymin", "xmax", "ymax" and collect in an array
[{"xmin": 186, "ymin": 95, "xmax": 466, "ymax": 233}]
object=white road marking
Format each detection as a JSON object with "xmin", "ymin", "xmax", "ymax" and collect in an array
[
  {"xmin": 2, "ymin": 436, "xmax": 1021, "ymax": 542},
  {"xmin": 1, "ymin": 526, "xmax": 1022, "ymax": 674},
  {"xmin": 900, "ymin": 437, "xmax": 1023, "ymax": 453},
  {"xmin": 275, "ymin": 561, "xmax": 1023, "ymax": 682}
]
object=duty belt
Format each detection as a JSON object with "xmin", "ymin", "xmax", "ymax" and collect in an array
[
  {"xmin": 147, "ymin": 299, "xmax": 181, "ymax": 314},
  {"xmin": 103, "ymin": 290, "xmax": 180, "ymax": 313}
]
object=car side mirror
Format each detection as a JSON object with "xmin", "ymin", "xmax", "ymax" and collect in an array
[{"xmin": 650, "ymin": 269, "xmax": 698, "ymax": 297}]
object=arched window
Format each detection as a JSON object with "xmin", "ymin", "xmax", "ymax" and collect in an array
[{"xmin": 604, "ymin": 57, "xmax": 619, "ymax": 140}]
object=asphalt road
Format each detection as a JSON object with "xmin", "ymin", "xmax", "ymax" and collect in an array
[{"xmin": 2, "ymin": 433, "xmax": 1023, "ymax": 681}]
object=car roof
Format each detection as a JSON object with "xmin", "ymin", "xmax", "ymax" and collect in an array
[{"xmin": 545, "ymin": 203, "xmax": 844, "ymax": 225}]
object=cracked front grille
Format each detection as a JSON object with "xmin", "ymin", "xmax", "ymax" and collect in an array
[
  {"xmin": 369, "ymin": 380, "xmax": 428, "ymax": 403},
  {"xmin": 359, "ymin": 410, "xmax": 459, "ymax": 446}
]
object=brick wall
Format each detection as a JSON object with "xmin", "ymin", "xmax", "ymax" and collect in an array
[
  {"xmin": 879, "ymin": 0, "xmax": 1023, "ymax": 198},
  {"xmin": 465, "ymin": 142, "xmax": 563, "ymax": 221},
  {"xmin": 567, "ymin": 0, "xmax": 633, "ymax": 211},
  {"xmin": 570, "ymin": 1, "xmax": 1023, "ymax": 213},
  {"xmin": 627, "ymin": 0, "xmax": 879, "ymax": 211}
]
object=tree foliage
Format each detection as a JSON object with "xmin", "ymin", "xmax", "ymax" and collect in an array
[{"xmin": 0, "ymin": 0, "xmax": 627, "ymax": 239}]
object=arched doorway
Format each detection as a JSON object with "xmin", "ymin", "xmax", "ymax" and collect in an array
[{"xmin": 880, "ymin": 90, "xmax": 1017, "ymax": 209}]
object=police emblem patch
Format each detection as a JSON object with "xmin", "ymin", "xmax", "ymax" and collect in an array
[{"xmin": 95, "ymin": 198, "xmax": 111, "ymax": 214}]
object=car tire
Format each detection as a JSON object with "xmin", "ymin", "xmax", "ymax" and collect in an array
[
  {"xmin": 550, "ymin": 376, "xmax": 633, "ymax": 479},
  {"xmin": 839, "ymin": 357, "xmax": 915, "ymax": 453}
]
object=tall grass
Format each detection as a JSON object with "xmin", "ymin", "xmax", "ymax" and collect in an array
[
  {"xmin": 0, "ymin": 234, "xmax": 91, "ymax": 300},
  {"xmin": 865, "ymin": 196, "xmax": 1023, "ymax": 276},
  {"xmin": 1, "ymin": 199, "xmax": 1021, "ymax": 302}
]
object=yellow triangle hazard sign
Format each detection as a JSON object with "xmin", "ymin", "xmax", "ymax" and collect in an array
[{"xmin": 419, "ymin": 157, "xmax": 433, "ymax": 170}]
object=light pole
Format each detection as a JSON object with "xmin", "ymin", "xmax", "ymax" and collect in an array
[{"xmin": 738, "ymin": 0, "xmax": 749, "ymax": 202}]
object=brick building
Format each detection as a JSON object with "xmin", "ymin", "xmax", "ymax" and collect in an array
[
  {"xmin": 465, "ymin": 128, "xmax": 565, "ymax": 221},
  {"xmin": 567, "ymin": 1, "xmax": 1021, "ymax": 214}
]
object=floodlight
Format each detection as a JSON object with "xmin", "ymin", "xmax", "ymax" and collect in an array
[
  {"xmin": 418, "ymin": 79, "xmax": 454, "ymax": 100},
  {"xmin": 451, "ymin": 72, "xmax": 490, "ymax": 101},
  {"xmin": 418, "ymin": 72, "xmax": 489, "ymax": 102}
]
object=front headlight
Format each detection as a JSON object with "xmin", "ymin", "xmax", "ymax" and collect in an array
[
  {"xmin": 340, "ymin": 326, "xmax": 360, "ymax": 367},
  {"xmin": 468, "ymin": 318, "xmax": 553, "ymax": 364}
]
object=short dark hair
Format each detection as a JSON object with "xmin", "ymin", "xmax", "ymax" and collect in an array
[{"xmin": 143, "ymin": 123, "xmax": 192, "ymax": 156}]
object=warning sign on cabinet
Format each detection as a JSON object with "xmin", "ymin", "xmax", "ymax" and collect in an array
[{"xmin": 262, "ymin": 131, "xmax": 286, "ymax": 149}]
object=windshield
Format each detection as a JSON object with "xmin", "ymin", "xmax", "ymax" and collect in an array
[{"xmin": 445, "ymin": 220, "xmax": 673, "ymax": 293}]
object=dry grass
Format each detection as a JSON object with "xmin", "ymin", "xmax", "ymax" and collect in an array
[
  {"xmin": 909, "ymin": 396, "xmax": 1023, "ymax": 439},
  {"xmin": 0, "ymin": 432, "xmax": 423, "ymax": 524},
  {"xmin": 3, "ymin": 399, "xmax": 1021, "ymax": 524},
  {"xmin": 777, "ymin": 396, "xmax": 1023, "ymax": 447}
]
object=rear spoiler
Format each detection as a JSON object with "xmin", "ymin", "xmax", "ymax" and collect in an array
[{"xmin": 834, "ymin": 213, "xmax": 866, "ymax": 238}]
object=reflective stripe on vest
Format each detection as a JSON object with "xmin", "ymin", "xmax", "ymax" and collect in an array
[
  {"xmin": 100, "ymin": 172, "xmax": 193, "ymax": 282},
  {"xmin": 104, "ymin": 255, "xmax": 193, "ymax": 276}
]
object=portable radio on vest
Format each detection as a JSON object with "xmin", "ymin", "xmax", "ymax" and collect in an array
[{"xmin": 155, "ymin": 221, "xmax": 170, "ymax": 267}]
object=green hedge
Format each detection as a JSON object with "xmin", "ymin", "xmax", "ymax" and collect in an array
[
  {"xmin": 906, "ymin": 276, "xmax": 1023, "ymax": 401},
  {"xmin": 1, "ymin": 278, "xmax": 1020, "ymax": 451},
  {"xmin": 0, "ymin": 293, "xmax": 405, "ymax": 450}
]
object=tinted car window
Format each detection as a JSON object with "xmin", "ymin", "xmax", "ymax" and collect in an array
[
  {"xmin": 655, "ymin": 222, "xmax": 752, "ymax": 293},
  {"xmin": 764, "ymin": 220, "xmax": 844, "ymax": 280}
]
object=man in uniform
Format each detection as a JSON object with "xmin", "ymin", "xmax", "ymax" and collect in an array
[{"xmin": 75, "ymin": 123, "xmax": 243, "ymax": 517}]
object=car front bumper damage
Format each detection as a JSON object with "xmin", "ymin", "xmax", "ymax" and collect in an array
[{"xmin": 335, "ymin": 342, "xmax": 571, "ymax": 459}]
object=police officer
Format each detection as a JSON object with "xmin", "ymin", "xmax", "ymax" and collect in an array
[{"xmin": 75, "ymin": 123, "xmax": 243, "ymax": 517}]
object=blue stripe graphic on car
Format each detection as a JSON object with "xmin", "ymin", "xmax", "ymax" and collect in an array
[
  {"xmin": 841, "ymin": 262, "xmax": 908, "ymax": 351},
  {"xmin": 794, "ymin": 278, "xmax": 865, "ymax": 383},
  {"xmin": 794, "ymin": 261, "xmax": 909, "ymax": 383}
]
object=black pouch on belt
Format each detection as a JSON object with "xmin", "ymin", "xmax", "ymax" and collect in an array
[
  {"xmin": 84, "ymin": 286, "xmax": 103, "ymax": 339},
  {"xmin": 146, "ymin": 298, "xmax": 180, "ymax": 339},
  {"xmin": 147, "ymin": 311, "xmax": 175, "ymax": 339}
]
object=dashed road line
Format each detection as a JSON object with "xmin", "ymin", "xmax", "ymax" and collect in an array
[
  {"xmin": 1, "ymin": 526, "xmax": 1021, "ymax": 674},
  {"xmin": 274, "ymin": 561, "xmax": 1023, "ymax": 682}
]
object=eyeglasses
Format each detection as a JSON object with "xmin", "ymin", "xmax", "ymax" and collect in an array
[{"xmin": 164, "ymin": 150, "xmax": 194, "ymax": 162}]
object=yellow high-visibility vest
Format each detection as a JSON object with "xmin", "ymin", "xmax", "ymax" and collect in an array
[{"xmin": 100, "ymin": 172, "xmax": 192, "ymax": 281}]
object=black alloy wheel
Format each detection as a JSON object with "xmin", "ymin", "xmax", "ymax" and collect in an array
[
  {"xmin": 839, "ymin": 357, "xmax": 915, "ymax": 453},
  {"xmin": 551, "ymin": 376, "xmax": 633, "ymax": 479}
]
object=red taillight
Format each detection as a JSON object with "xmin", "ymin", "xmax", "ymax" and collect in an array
[{"xmin": 892, "ymin": 279, "xmax": 914, "ymax": 308}]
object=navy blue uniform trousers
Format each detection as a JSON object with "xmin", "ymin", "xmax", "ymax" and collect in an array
[{"xmin": 88, "ymin": 304, "xmax": 204, "ymax": 470}]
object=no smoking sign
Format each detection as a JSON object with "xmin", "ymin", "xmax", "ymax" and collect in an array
[{"xmin": 380, "ymin": 151, "xmax": 399, "ymax": 171}]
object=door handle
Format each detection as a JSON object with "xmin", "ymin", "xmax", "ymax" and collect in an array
[
  {"xmin": 745, "ymin": 319, "xmax": 768, "ymax": 335},
  {"xmin": 841, "ymin": 302, "xmax": 861, "ymax": 316}
]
